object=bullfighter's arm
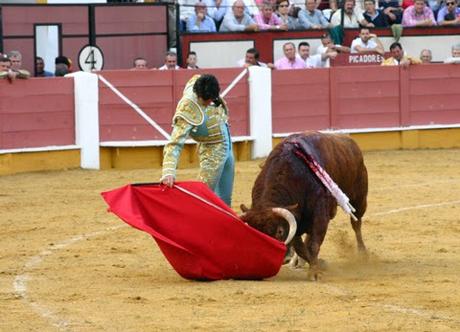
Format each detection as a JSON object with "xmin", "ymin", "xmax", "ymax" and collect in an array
[{"xmin": 161, "ymin": 117, "xmax": 193, "ymax": 181}]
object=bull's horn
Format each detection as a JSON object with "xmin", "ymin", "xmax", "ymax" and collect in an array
[{"xmin": 272, "ymin": 207, "xmax": 297, "ymax": 245}]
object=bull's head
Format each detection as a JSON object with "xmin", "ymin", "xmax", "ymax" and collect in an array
[{"xmin": 240, "ymin": 204, "xmax": 297, "ymax": 245}]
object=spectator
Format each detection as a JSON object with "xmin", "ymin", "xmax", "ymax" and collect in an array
[
  {"xmin": 381, "ymin": 42, "xmax": 421, "ymax": 66},
  {"xmin": 427, "ymin": 0, "xmax": 444, "ymax": 16},
  {"xmin": 298, "ymin": 41, "xmax": 337, "ymax": 68},
  {"xmin": 350, "ymin": 28, "xmax": 385, "ymax": 55},
  {"xmin": 419, "ymin": 49, "xmax": 433, "ymax": 63},
  {"xmin": 35, "ymin": 56, "xmax": 54, "ymax": 77},
  {"xmin": 437, "ymin": 0, "xmax": 460, "ymax": 25},
  {"xmin": 330, "ymin": 0, "xmax": 369, "ymax": 28},
  {"xmin": 54, "ymin": 56, "xmax": 71, "ymax": 76},
  {"xmin": 444, "ymin": 43, "xmax": 460, "ymax": 63},
  {"xmin": 274, "ymin": 42, "xmax": 307, "ymax": 69},
  {"xmin": 237, "ymin": 47, "xmax": 268, "ymax": 67},
  {"xmin": 1, "ymin": 54, "xmax": 30, "ymax": 81},
  {"xmin": 317, "ymin": 33, "xmax": 351, "ymax": 54},
  {"xmin": 132, "ymin": 57, "xmax": 148, "ymax": 70},
  {"xmin": 254, "ymin": 0, "xmax": 288, "ymax": 30},
  {"xmin": 187, "ymin": 2, "xmax": 217, "ymax": 32},
  {"xmin": 158, "ymin": 51, "xmax": 181, "ymax": 70},
  {"xmin": 276, "ymin": 0, "xmax": 299, "ymax": 30},
  {"xmin": 205, "ymin": 0, "xmax": 231, "ymax": 28},
  {"xmin": 7, "ymin": 51, "xmax": 31, "ymax": 78},
  {"xmin": 402, "ymin": 0, "xmax": 437, "ymax": 27},
  {"xmin": 220, "ymin": 0, "xmax": 259, "ymax": 31},
  {"xmin": 186, "ymin": 51, "xmax": 200, "ymax": 69},
  {"xmin": 363, "ymin": 0, "xmax": 390, "ymax": 27},
  {"xmin": 298, "ymin": 0, "xmax": 330, "ymax": 29},
  {"xmin": 379, "ymin": 0, "xmax": 403, "ymax": 24},
  {"xmin": 179, "ymin": 0, "xmax": 197, "ymax": 31}
]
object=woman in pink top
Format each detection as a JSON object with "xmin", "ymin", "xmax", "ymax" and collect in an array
[{"xmin": 254, "ymin": 0, "xmax": 288, "ymax": 30}]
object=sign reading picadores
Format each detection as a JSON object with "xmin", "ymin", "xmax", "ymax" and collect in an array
[
  {"xmin": 331, "ymin": 52, "xmax": 390, "ymax": 66},
  {"xmin": 78, "ymin": 45, "xmax": 104, "ymax": 72}
]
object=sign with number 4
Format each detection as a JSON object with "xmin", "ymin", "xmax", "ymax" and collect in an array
[{"xmin": 78, "ymin": 45, "xmax": 104, "ymax": 72}]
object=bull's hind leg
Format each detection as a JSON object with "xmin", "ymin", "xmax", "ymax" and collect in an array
[{"xmin": 350, "ymin": 216, "xmax": 366, "ymax": 252}]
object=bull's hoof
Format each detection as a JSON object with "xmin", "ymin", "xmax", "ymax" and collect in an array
[
  {"xmin": 318, "ymin": 258, "xmax": 328, "ymax": 270},
  {"xmin": 288, "ymin": 254, "xmax": 307, "ymax": 270},
  {"xmin": 307, "ymin": 269, "xmax": 322, "ymax": 281}
]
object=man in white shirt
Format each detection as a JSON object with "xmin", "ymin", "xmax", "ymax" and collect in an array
[
  {"xmin": 444, "ymin": 43, "xmax": 460, "ymax": 64},
  {"xmin": 158, "ymin": 51, "xmax": 181, "ymax": 70},
  {"xmin": 330, "ymin": 0, "xmax": 369, "ymax": 28},
  {"xmin": 350, "ymin": 28, "xmax": 385, "ymax": 55},
  {"xmin": 298, "ymin": 41, "xmax": 337, "ymax": 68}
]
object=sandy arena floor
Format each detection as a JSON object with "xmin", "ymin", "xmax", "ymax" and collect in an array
[{"xmin": 1, "ymin": 149, "xmax": 459, "ymax": 331}]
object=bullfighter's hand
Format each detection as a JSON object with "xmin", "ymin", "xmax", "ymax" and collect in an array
[{"xmin": 162, "ymin": 175, "xmax": 175, "ymax": 188}]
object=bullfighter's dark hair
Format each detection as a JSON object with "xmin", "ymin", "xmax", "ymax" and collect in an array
[
  {"xmin": 193, "ymin": 74, "xmax": 221, "ymax": 106},
  {"xmin": 390, "ymin": 42, "xmax": 403, "ymax": 51}
]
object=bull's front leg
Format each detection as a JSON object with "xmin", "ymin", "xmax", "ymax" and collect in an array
[{"xmin": 305, "ymin": 215, "xmax": 330, "ymax": 281}]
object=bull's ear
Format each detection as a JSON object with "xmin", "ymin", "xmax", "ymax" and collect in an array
[
  {"xmin": 285, "ymin": 203, "xmax": 299, "ymax": 213},
  {"xmin": 240, "ymin": 204, "xmax": 250, "ymax": 213}
]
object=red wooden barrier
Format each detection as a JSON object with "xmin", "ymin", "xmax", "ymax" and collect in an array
[{"xmin": 0, "ymin": 78, "xmax": 75, "ymax": 150}]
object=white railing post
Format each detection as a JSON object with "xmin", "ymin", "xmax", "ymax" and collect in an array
[
  {"xmin": 248, "ymin": 66, "xmax": 272, "ymax": 158},
  {"xmin": 67, "ymin": 71, "xmax": 100, "ymax": 169}
]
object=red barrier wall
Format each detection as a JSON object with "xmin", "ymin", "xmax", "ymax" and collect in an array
[
  {"xmin": 98, "ymin": 68, "xmax": 249, "ymax": 142},
  {"xmin": 0, "ymin": 78, "xmax": 75, "ymax": 150}
]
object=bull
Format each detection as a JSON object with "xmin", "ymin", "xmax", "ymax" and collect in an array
[{"xmin": 240, "ymin": 131, "xmax": 368, "ymax": 280}]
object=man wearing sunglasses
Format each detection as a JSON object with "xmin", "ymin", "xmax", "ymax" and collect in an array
[{"xmin": 437, "ymin": 0, "xmax": 460, "ymax": 25}]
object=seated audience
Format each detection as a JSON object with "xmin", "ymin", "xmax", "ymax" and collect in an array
[
  {"xmin": 132, "ymin": 57, "xmax": 148, "ymax": 70},
  {"xmin": 379, "ymin": 0, "xmax": 403, "ymax": 24},
  {"xmin": 254, "ymin": 0, "xmax": 288, "ymax": 30},
  {"xmin": 350, "ymin": 28, "xmax": 385, "ymax": 55},
  {"xmin": 444, "ymin": 43, "xmax": 460, "ymax": 63},
  {"xmin": 220, "ymin": 0, "xmax": 259, "ymax": 31},
  {"xmin": 276, "ymin": 0, "xmax": 299, "ymax": 30},
  {"xmin": 35, "ymin": 56, "xmax": 54, "ymax": 77},
  {"xmin": 298, "ymin": 0, "xmax": 330, "ymax": 29},
  {"xmin": 381, "ymin": 42, "xmax": 421, "ymax": 66},
  {"xmin": 274, "ymin": 42, "xmax": 307, "ymax": 69},
  {"xmin": 205, "ymin": 0, "xmax": 231, "ymax": 28},
  {"xmin": 237, "ymin": 47, "xmax": 268, "ymax": 67},
  {"xmin": 0, "ymin": 54, "xmax": 30, "ymax": 81},
  {"xmin": 317, "ymin": 33, "xmax": 351, "ymax": 54},
  {"xmin": 330, "ymin": 0, "xmax": 369, "ymax": 28},
  {"xmin": 437, "ymin": 0, "xmax": 460, "ymax": 25},
  {"xmin": 363, "ymin": 0, "xmax": 390, "ymax": 27},
  {"xmin": 179, "ymin": 0, "xmax": 197, "ymax": 31},
  {"xmin": 158, "ymin": 51, "xmax": 181, "ymax": 70},
  {"xmin": 298, "ymin": 41, "xmax": 337, "ymax": 68},
  {"xmin": 402, "ymin": 0, "xmax": 437, "ymax": 27},
  {"xmin": 54, "ymin": 56, "xmax": 71, "ymax": 76},
  {"xmin": 7, "ymin": 50, "xmax": 31, "ymax": 78},
  {"xmin": 419, "ymin": 49, "xmax": 433, "ymax": 63},
  {"xmin": 187, "ymin": 2, "xmax": 217, "ymax": 32},
  {"xmin": 186, "ymin": 51, "xmax": 200, "ymax": 69}
]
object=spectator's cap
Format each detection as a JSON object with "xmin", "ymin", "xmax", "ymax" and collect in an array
[
  {"xmin": 55, "ymin": 55, "xmax": 71, "ymax": 67},
  {"xmin": 0, "ymin": 54, "xmax": 10, "ymax": 62}
]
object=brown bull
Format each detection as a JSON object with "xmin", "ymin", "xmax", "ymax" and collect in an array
[{"xmin": 240, "ymin": 131, "xmax": 368, "ymax": 280}]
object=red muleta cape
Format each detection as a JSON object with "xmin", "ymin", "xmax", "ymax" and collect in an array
[{"xmin": 101, "ymin": 181, "xmax": 286, "ymax": 281}]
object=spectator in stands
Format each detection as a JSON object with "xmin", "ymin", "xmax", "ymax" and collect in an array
[
  {"xmin": 7, "ymin": 51, "xmax": 31, "ymax": 78},
  {"xmin": 179, "ymin": 0, "xmax": 197, "ymax": 31},
  {"xmin": 187, "ymin": 2, "xmax": 217, "ymax": 32},
  {"xmin": 363, "ymin": 0, "xmax": 390, "ymax": 27},
  {"xmin": 298, "ymin": 0, "xmax": 330, "ymax": 29},
  {"xmin": 330, "ymin": 0, "xmax": 369, "ymax": 28},
  {"xmin": 274, "ymin": 42, "xmax": 307, "ymax": 69},
  {"xmin": 317, "ymin": 32, "xmax": 351, "ymax": 54},
  {"xmin": 1, "ymin": 54, "xmax": 30, "ymax": 81},
  {"xmin": 444, "ymin": 43, "xmax": 460, "ymax": 63},
  {"xmin": 427, "ymin": 0, "xmax": 444, "ymax": 17},
  {"xmin": 54, "ymin": 56, "xmax": 72, "ymax": 77},
  {"xmin": 220, "ymin": 0, "xmax": 259, "ymax": 31},
  {"xmin": 350, "ymin": 28, "xmax": 385, "ymax": 55},
  {"xmin": 402, "ymin": 0, "xmax": 437, "ymax": 27},
  {"xmin": 254, "ymin": 0, "xmax": 288, "ymax": 30},
  {"xmin": 298, "ymin": 41, "xmax": 337, "ymax": 68},
  {"xmin": 437, "ymin": 0, "xmax": 460, "ymax": 25},
  {"xmin": 132, "ymin": 57, "xmax": 148, "ymax": 70},
  {"xmin": 379, "ymin": 0, "xmax": 403, "ymax": 24},
  {"xmin": 276, "ymin": 0, "xmax": 299, "ymax": 30},
  {"xmin": 381, "ymin": 42, "xmax": 421, "ymax": 66},
  {"xmin": 238, "ymin": 47, "xmax": 268, "ymax": 67},
  {"xmin": 159, "ymin": 51, "xmax": 181, "ymax": 70},
  {"xmin": 419, "ymin": 49, "xmax": 433, "ymax": 63},
  {"xmin": 35, "ymin": 56, "xmax": 54, "ymax": 77},
  {"xmin": 206, "ymin": 0, "xmax": 231, "ymax": 29},
  {"xmin": 186, "ymin": 51, "xmax": 200, "ymax": 69}
]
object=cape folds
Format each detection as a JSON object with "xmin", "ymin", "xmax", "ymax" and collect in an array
[{"xmin": 101, "ymin": 181, "xmax": 286, "ymax": 281}]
